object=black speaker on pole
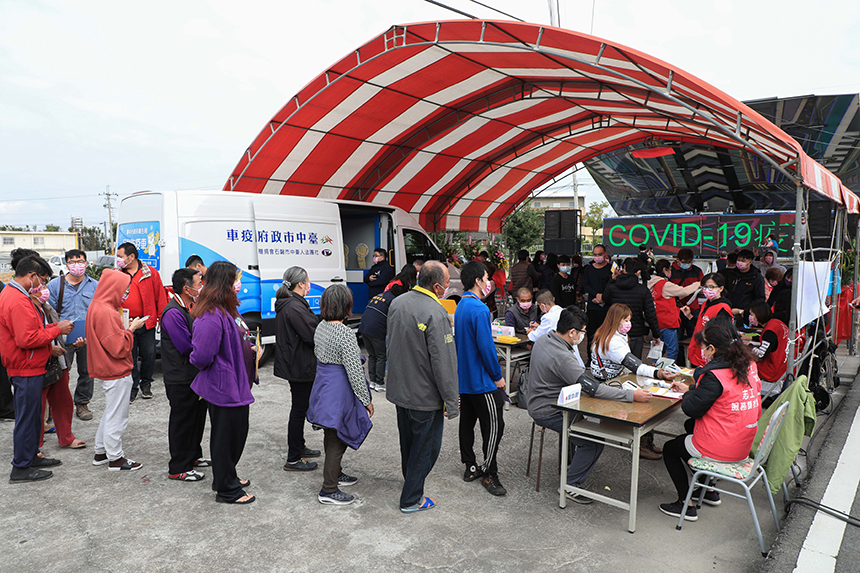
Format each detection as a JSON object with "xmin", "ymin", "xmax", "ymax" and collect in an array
[
  {"xmin": 807, "ymin": 200, "xmax": 834, "ymax": 261},
  {"xmin": 543, "ymin": 209, "xmax": 582, "ymax": 255},
  {"xmin": 544, "ymin": 211, "xmax": 561, "ymax": 239}
]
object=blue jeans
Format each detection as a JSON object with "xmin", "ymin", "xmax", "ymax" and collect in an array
[
  {"xmin": 396, "ymin": 407, "xmax": 444, "ymax": 508},
  {"xmin": 130, "ymin": 326, "xmax": 156, "ymax": 398},
  {"xmin": 534, "ymin": 412, "xmax": 604, "ymax": 487},
  {"xmin": 11, "ymin": 375, "xmax": 44, "ymax": 468},
  {"xmin": 660, "ymin": 328, "xmax": 679, "ymax": 361}
]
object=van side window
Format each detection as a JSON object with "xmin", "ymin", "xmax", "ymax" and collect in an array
[{"xmin": 403, "ymin": 229, "xmax": 439, "ymax": 264}]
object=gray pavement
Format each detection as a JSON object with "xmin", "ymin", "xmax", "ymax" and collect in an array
[{"xmin": 3, "ymin": 358, "xmax": 786, "ymax": 573}]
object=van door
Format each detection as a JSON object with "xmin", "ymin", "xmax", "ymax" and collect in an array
[{"xmin": 254, "ymin": 200, "xmax": 345, "ymax": 327}]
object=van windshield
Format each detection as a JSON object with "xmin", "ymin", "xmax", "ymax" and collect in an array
[{"xmin": 402, "ymin": 229, "xmax": 439, "ymax": 264}]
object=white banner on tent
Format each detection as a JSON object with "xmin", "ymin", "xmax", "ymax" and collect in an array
[{"xmin": 796, "ymin": 261, "xmax": 833, "ymax": 329}]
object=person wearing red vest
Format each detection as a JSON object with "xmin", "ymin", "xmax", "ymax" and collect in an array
[
  {"xmin": 670, "ymin": 248, "xmax": 704, "ymax": 341},
  {"xmin": 749, "ymin": 300, "xmax": 789, "ymax": 397},
  {"xmin": 685, "ymin": 273, "xmax": 733, "ymax": 369},
  {"xmin": 659, "ymin": 320, "xmax": 762, "ymax": 522},
  {"xmin": 648, "ymin": 260, "xmax": 700, "ymax": 361}
]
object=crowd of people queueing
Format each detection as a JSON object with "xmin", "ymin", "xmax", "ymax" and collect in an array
[{"xmin": 0, "ymin": 241, "xmax": 788, "ymax": 521}]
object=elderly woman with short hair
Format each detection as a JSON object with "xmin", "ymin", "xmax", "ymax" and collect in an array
[
  {"xmin": 307, "ymin": 284, "xmax": 374, "ymax": 505},
  {"xmin": 274, "ymin": 266, "xmax": 322, "ymax": 472}
]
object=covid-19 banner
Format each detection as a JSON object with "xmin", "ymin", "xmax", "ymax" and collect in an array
[{"xmin": 603, "ymin": 212, "xmax": 794, "ymax": 258}]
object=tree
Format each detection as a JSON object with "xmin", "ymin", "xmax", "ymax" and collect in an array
[
  {"xmin": 78, "ymin": 225, "xmax": 107, "ymax": 252},
  {"xmin": 45, "ymin": 224, "xmax": 60, "ymax": 232},
  {"xmin": 0, "ymin": 225, "xmax": 25, "ymax": 231},
  {"xmin": 582, "ymin": 200, "xmax": 611, "ymax": 244},
  {"xmin": 502, "ymin": 205, "xmax": 544, "ymax": 256}
]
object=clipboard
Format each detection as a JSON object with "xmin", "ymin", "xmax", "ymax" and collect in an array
[{"xmin": 66, "ymin": 315, "xmax": 87, "ymax": 345}]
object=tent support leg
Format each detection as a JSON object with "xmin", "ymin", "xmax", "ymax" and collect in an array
[
  {"xmin": 853, "ymin": 219, "xmax": 860, "ymax": 355},
  {"xmin": 787, "ymin": 182, "xmax": 804, "ymax": 379}
]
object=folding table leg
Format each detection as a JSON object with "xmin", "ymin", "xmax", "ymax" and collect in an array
[
  {"xmin": 629, "ymin": 426, "xmax": 641, "ymax": 533},
  {"xmin": 559, "ymin": 410, "xmax": 570, "ymax": 509}
]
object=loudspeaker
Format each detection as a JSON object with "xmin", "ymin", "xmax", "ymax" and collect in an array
[
  {"xmin": 544, "ymin": 211, "xmax": 561, "ymax": 239},
  {"xmin": 807, "ymin": 201, "xmax": 833, "ymax": 261},
  {"xmin": 560, "ymin": 209, "xmax": 579, "ymax": 239},
  {"xmin": 544, "ymin": 238, "xmax": 581, "ymax": 256}
]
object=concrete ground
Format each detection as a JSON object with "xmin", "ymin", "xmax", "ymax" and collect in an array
[{"xmin": 3, "ymin": 357, "xmax": 789, "ymax": 573}]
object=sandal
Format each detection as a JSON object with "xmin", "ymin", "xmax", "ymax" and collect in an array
[
  {"xmin": 62, "ymin": 439, "xmax": 87, "ymax": 449},
  {"xmin": 215, "ymin": 493, "xmax": 255, "ymax": 505},
  {"xmin": 211, "ymin": 478, "xmax": 250, "ymax": 492}
]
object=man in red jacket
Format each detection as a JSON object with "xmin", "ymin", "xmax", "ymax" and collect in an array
[
  {"xmin": 670, "ymin": 248, "xmax": 704, "ymax": 345},
  {"xmin": 0, "ymin": 255, "xmax": 73, "ymax": 483},
  {"xmin": 117, "ymin": 242, "xmax": 167, "ymax": 402}
]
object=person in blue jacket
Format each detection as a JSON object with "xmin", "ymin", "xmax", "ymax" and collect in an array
[{"xmin": 454, "ymin": 260, "xmax": 506, "ymax": 497}]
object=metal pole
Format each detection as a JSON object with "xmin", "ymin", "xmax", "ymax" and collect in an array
[
  {"xmin": 787, "ymin": 182, "xmax": 804, "ymax": 379},
  {"xmin": 831, "ymin": 209, "xmax": 844, "ymax": 345},
  {"xmin": 853, "ymin": 218, "xmax": 860, "ymax": 355}
]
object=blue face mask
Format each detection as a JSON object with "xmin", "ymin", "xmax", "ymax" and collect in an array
[
  {"xmin": 559, "ymin": 266, "xmax": 571, "ymax": 274},
  {"xmin": 679, "ymin": 263, "xmax": 692, "ymax": 270}
]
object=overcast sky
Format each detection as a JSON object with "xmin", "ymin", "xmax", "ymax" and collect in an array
[{"xmin": 1, "ymin": 0, "xmax": 858, "ymax": 229}]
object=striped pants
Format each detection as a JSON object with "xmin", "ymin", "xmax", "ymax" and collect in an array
[{"xmin": 459, "ymin": 389, "xmax": 505, "ymax": 477}]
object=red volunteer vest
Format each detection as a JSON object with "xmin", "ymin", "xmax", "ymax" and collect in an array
[
  {"xmin": 692, "ymin": 365, "xmax": 762, "ymax": 461},
  {"xmin": 652, "ymin": 279, "xmax": 680, "ymax": 330},
  {"xmin": 688, "ymin": 300, "xmax": 732, "ymax": 367},
  {"xmin": 758, "ymin": 319, "xmax": 789, "ymax": 382}
]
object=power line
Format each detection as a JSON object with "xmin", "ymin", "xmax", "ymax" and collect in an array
[
  {"xmin": 465, "ymin": 0, "xmax": 524, "ymax": 21},
  {"xmin": 421, "ymin": 0, "xmax": 478, "ymax": 19}
]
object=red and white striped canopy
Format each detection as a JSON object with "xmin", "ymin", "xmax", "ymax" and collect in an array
[{"xmin": 225, "ymin": 20, "xmax": 859, "ymax": 231}]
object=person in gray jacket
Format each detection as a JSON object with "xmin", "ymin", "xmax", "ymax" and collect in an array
[
  {"xmin": 386, "ymin": 261, "xmax": 458, "ymax": 513},
  {"xmin": 527, "ymin": 305, "xmax": 652, "ymax": 503}
]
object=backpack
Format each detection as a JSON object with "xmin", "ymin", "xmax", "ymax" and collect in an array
[{"xmin": 515, "ymin": 363, "xmax": 530, "ymax": 410}]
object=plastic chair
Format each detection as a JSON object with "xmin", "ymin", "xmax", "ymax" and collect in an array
[
  {"xmin": 676, "ymin": 402, "xmax": 790, "ymax": 556},
  {"xmin": 439, "ymin": 299, "xmax": 457, "ymax": 315},
  {"xmin": 526, "ymin": 421, "xmax": 562, "ymax": 492}
]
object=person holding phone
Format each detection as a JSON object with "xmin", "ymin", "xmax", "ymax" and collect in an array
[
  {"xmin": 87, "ymin": 269, "xmax": 147, "ymax": 472},
  {"xmin": 363, "ymin": 248, "xmax": 394, "ymax": 299}
]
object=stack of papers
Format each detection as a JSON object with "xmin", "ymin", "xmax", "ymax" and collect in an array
[{"xmin": 649, "ymin": 386, "xmax": 684, "ymax": 399}]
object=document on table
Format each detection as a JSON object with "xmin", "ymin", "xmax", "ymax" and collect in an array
[{"xmin": 649, "ymin": 386, "xmax": 684, "ymax": 399}]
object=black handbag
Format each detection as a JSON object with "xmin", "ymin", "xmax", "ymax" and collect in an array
[{"xmin": 44, "ymin": 352, "xmax": 62, "ymax": 386}]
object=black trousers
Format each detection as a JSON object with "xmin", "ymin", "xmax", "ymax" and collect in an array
[
  {"xmin": 208, "ymin": 403, "xmax": 249, "ymax": 502},
  {"xmin": 629, "ymin": 336, "xmax": 644, "ymax": 361},
  {"xmin": 585, "ymin": 307, "xmax": 607, "ymax": 362},
  {"xmin": 287, "ymin": 380, "xmax": 313, "ymax": 463},
  {"xmin": 0, "ymin": 359, "xmax": 13, "ymax": 418},
  {"xmin": 165, "ymin": 384, "xmax": 208, "ymax": 474},
  {"xmin": 459, "ymin": 389, "xmax": 505, "ymax": 476},
  {"xmin": 363, "ymin": 334, "xmax": 387, "ymax": 386},
  {"xmin": 663, "ymin": 418, "xmax": 702, "ymax": 500},
  {"xmin": 322, "ymin": 428, "xmax": 348, "ymax": 493}
]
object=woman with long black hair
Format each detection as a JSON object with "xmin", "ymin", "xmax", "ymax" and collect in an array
[
  {"xmin": 190, "ymin": 261, "xmax": 257, "ymax": 504},
  {"xmin": 659, "ymin": 319, "xmax": 762, "ymax": 522}
]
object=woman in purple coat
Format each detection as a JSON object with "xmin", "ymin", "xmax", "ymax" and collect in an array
[
  {"xmin": 307, "ymin": 284, "xmax": 374, "ymax": 505},
  {"xmin": 190, "ymin": 261, "xmax": 257, "ymax": 504}
]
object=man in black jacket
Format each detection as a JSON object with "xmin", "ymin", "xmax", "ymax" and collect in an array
[
  {"xmin": 580, "ymin": 244, "xmax": 612, "ymax": 361},
  {"xmin": 725, "ymin": 249, "xmax": 765, "ymax": 324},
  {"xmin": 364, "ymin": 249, "xmax": 395, "ymax": 298},
  {"xmin": 603, "ymin": 258, "xmax": 660, "ymax": 359}
]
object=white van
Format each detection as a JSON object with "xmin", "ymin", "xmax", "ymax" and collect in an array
[{"xmin": 115, "ymin": 190, "xmax": 459, "ymax": 345}]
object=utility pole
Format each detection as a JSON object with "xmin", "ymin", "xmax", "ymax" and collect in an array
[
  {"xmin": 547, "ymin": 0, "xmax": 560, "ymax": 27},
  {"xmin": 100, "ymin": 185, "xmax": 117, "ymax": 254}
]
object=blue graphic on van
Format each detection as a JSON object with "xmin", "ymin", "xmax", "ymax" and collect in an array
[
  {"xmin": 179, "ymin": 238, "xmax": 260, "ymax": 316},
  {"xmin": 118, "ymin": 222, "xmax": 160, "ymax": 270},
  {"xmin": 261, "ymin": 280, "xmax": 324, "ymax": 318}
]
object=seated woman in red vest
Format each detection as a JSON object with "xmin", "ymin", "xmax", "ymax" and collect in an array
[
  {"xmin": 684, "ymin": 273, "xmax": 733, "ymax": 370},
  {"xmin": 658, "ymin": 319, "xmax": 762, "ymax": 522},
  {"xmin": 748, "ymin": 300, "xmax": 789, "ymax": 398}
]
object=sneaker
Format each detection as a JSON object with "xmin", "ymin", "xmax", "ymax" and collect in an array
[
  {"xmin": 659, "ymin": 501, "xmax": 698, "ymax": 521},
  {"xmin": 300, "ymin": 446, "xmax": 321, "ymax": 458},
  {"xmin": 140, "ymin": 385, "xmax": 153, "ymax": 399},
  {"xmin": 368, "ymin": 381, "xmax": 379, "ymax": 391},
  {"xmin": 373, "ymin": 383, "xmax": 385, "ymax": 393},
  {"xmin": 194, "ymin": 458, "xmax": 212, "ymax": 468},
  {"xmin": 169, "ymin": 470, "xmax": 205, "ymax": 481},
  {"xmin": 92, "ymin": 453, "xmax": 109, "ymax": 466},
  {"xmin": 463, "ymin": 464, "xmax": 484, "ymax": 482},
  {"xmin": 338, "ymin": 473, "xmax": 358, "ymax": 487},
  {"xmin": 558, "ymin": 486, "xmax": 594, "ymax": 505},
  {"xmin": 283, "ymin": 458, "xmax": 318, "ymax": 471},
  {"xmin": 129, "ymin": 392, "xmax": 138, "ymax": 404},
  {"xmin": 108, "ymin": 458, "xmax": 143, "ymax": 472},
  {"xmin": 692, "ymin": 488, "xmax": 721, "ymax": 506},
  {"xmin": 318, "ymin": 489, "xmax": 355, "ymax": 505},
  {"xmin": 75, "ymin": 404, "xmax": 94, "ymax": 421},
  {"xmin": 9, "ymin": 467, "xmax": 53, "ymax": 484},
  {"xmin": 481, "ymin": 474, "xmax": 507, "ymax": 497}
]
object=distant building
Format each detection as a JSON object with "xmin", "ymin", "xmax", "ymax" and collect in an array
[
  {"xmin": 529, "ymin": 195, "xmax": 586, "ymax": 212},
  {"xmin": 0, "ymin": 231, "xmax": 78, "ymax": 261}
]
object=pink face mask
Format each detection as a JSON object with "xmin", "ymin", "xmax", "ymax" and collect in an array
[
  {"xmin": 234, "ymin": 280, "xmax": 242, "ymax": 294},
  {"xmin": 749, "ymin": 315, "xmax": 759, "ymax": 327},
  {"xmin": 32, "ymin": 286, "xmax": 50, "ymax": 303},
  {"xmin": 703, "ymin": 287, "xmax": 719, "ymax": 300},
  {"xmin": 519, "ymin": 301, "xmax": 532, "ymax": 311},
  {"xmin": 481, "ymin": 280, "xmax": 492, "ymax": 297},
  {"xmin": 372, "ymin": 256, "xmax": 382, "ymax": 264},
  {"xmin": 700, "ymin": 348, "xmax": 712, "ymax": 363},
  {"xmin": 618, "ymin": 321, "xmax": 632, "ymax": 335},
  {"xmin": 68, "ymin": 262, "xmax": 87, "ymax": 277},
  {"xmin": 736, "ymin": 261, "xmax": 750, "ymax": 271},
  {"xmin": 593, "ymin": 256, "xmax": 605, "ymax": 264}
]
